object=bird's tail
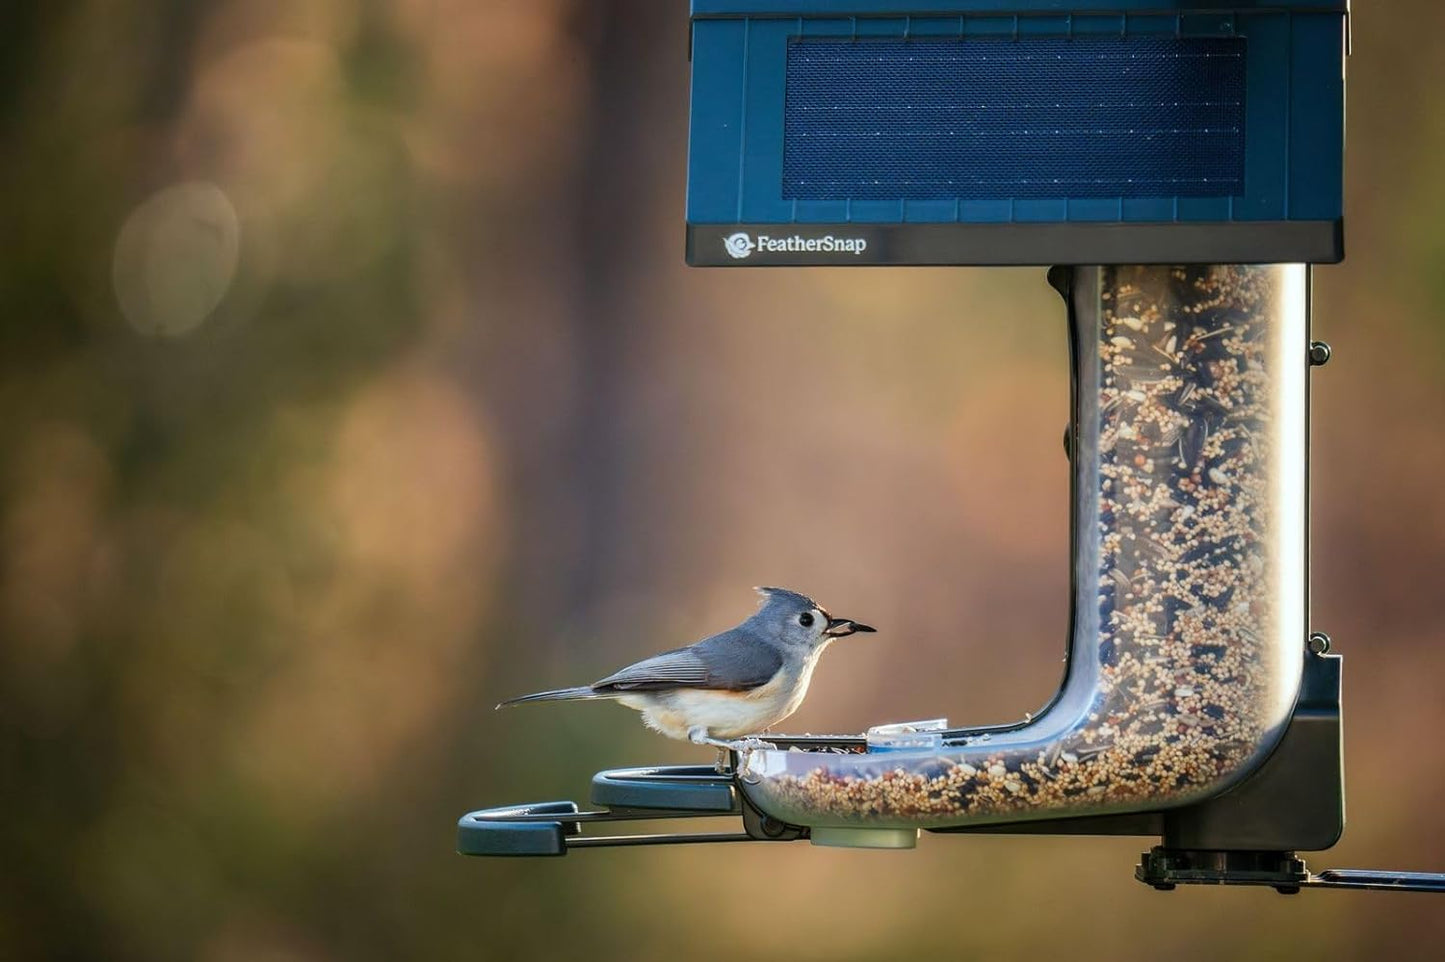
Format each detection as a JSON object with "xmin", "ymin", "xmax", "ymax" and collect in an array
[{"xmin": 495, "ymin": 686, "xmax": 609, "ymax": 710}]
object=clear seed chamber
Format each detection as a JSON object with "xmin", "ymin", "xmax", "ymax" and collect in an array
[{"xmin": 740, "ymin": 264, "xmax": 1308, "ymax": 831}]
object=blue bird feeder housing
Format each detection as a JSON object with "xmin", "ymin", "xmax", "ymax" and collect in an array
[{"xmin": 685, "ymin": 0, "xmax": 1347, "ymax": 265}]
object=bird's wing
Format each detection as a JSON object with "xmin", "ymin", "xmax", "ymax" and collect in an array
[{"xmin": 592, "ymin": 629, "xmax": 784, "ymax": 693}]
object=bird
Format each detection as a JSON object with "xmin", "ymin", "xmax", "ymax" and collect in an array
[{"xmin": 496, "ymin": 587, "xmax": 875, "ymax": 764}]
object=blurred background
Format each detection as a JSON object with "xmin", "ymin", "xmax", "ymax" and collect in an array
[{"xmin": 2, "ymin": 2, "xmax": 1443, "ymax": 959}]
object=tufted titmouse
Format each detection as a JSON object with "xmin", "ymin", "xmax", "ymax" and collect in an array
[{"xmin": 497, "ymin": 587, "xmax": 875, "ymax": 759}]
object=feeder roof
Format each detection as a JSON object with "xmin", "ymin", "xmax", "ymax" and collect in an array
[{"xmin": 692, "ymin": 0, "xmax": 1349, "ymax": 17}]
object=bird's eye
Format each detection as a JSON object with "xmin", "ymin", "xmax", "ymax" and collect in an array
[{"xmin": 798, "ymin": 612, "xmax": 814, "ymax": 627}]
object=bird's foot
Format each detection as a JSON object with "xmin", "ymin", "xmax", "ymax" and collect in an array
[
  {"xmin": 690, "ymin": 728, "xmax": 776, "ymax": 772},
  {"xmin": 727, "ymin": 736, "xmax": 778, "ymax": 754},
  {"xmin": 725, "ymin": 737, "xmax": 777, "ymax": 783},
  {"xmin": 713, "ymin": 747, "xmax": 730, "ymax": 774}
]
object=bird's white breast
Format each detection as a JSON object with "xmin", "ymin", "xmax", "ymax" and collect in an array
[{"xmin": 619, "ymin": 653, "xmax": 821, "ymax": 740}]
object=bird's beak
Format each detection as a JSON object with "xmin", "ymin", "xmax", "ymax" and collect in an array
[{"xmin": 824, "ymin": 617, "xmax": 876, "ymax": 637}]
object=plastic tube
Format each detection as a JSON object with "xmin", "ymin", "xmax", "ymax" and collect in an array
[{"xmin": 740, "ymin": 265, "xmax": 1308, "ymax": 831}]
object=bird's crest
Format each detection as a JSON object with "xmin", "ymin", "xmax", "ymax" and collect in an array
[{"xmin": 753, "ymin": 585, "xmax": 818, "ymax": 610}]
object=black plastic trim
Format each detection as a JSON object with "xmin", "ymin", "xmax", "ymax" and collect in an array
[{"xmin": 686, "ymin": 220, "xmax": 1343, "ymax": 266}]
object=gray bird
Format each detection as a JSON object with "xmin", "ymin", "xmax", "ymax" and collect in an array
[{"xmin": 497, "ymin": 587, "xmax": 875, "ymax": 760}]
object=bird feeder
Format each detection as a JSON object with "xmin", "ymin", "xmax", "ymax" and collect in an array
[
  {"xmin": 458, "ymin": 1, "xmax": 1444, "ymax": 893},
  {"xmin": 684, "ymin": 0, "xmax": 1343, "ymax": 266}
]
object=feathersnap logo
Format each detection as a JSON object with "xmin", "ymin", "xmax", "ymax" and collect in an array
[
  {"xmin": 723, "ymin": 232, "xmax": 755, "ymax": 259},
  {"xmin": 722, "ymin": 231, "xmax": 868, "ymax": 259}
]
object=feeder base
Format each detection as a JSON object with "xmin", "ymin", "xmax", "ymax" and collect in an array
[{"xmin": 809, "ymin": 827, "xmax": 919, "ymax": 850}]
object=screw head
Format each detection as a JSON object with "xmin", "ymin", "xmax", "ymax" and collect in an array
[
  {"xmin": 1309, "ymin": 341, "xmax": 1332, "ymax": 366},
  {"xmin": 1308, "ymin": 631, "xmax": 1332, "ymax": 654}
]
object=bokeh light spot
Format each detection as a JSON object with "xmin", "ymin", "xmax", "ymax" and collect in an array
[{"xmin": 112, "ymin": 181, "xmax": 240, "ymax": 336}]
